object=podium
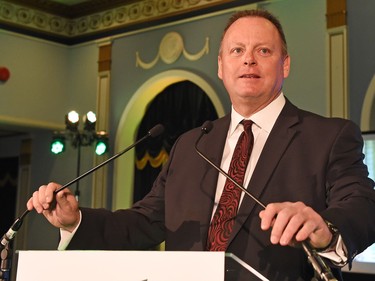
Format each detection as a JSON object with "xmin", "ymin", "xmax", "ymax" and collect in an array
[{"xmin": 16, "ymin": 251, "xmax": 269, "ymax": 281}]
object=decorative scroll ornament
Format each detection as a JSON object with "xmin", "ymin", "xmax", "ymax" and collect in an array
[{"xmin": 136, "ymin": 31, "xmax": 209, "ymax": 69}]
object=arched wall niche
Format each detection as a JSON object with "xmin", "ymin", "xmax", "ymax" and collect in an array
[
  {"xmin": 113, "ymin": 69, "xmax": 225, "ymax": 210},
  {"xmin": 361, "ymin": 74, "xmax": 375, "ymax": 132}
]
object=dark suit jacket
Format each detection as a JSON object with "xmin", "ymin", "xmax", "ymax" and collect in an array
[{"xmin": 68, "ymin": 99, "xmax": 375, "ymax": 280}]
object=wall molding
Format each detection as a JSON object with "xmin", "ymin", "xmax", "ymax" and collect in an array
[
  {"xmin": 360, "ymin": 74, "xmax": 375, "ymax": 131},
  {"xmin": 136, "ymin": 31, "xmax": 209, "ymax": 69},
  {"xmin": 327, "ymin": 26, "xmax": 348, "ymax": 118}
]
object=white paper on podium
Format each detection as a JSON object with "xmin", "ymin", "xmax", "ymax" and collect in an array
[{"xmin": 16, "ymin": 250, "xmax": 225, "ymax": 281}]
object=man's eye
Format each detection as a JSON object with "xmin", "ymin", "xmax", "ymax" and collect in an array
[
  {"xmin": 259, "ymin": 48, "xmax": 270, "ymax": 55},
  {"xmin": 232, "ymin": 48, "xmax": 243, "ymax": 54}
]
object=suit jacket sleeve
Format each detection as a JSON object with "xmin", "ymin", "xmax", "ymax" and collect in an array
[{"xmin": 318, "ymin": 120, "xmax": 375, "ymax": 261}]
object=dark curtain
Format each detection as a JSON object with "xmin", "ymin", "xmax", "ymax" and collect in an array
[
  {"xmin": 133, "ymin": 80, "xmax": 218, "ymax": 203},
  {"xmin": 0, "ymin": 157, "xmax": 18, "ymax": 237}
]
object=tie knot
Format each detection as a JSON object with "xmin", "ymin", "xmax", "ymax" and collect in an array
[{"xmin": 241, "ymin": 120, "xmax": 253, "ymax": 132}]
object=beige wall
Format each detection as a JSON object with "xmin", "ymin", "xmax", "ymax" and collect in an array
[{"xmin": 0, "ymin": 31, "xmax": 97, "ymax": 129}]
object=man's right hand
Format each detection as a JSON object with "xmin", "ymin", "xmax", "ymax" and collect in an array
[{"xmin": 26, "ymin": 182, "xmax": 80, "ymax": 232}]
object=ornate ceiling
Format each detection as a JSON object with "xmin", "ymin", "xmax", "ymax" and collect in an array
[
  {"xmin": 6, "ymin": 0, "xmax": 141, "ymax": 18},
  {"xmin": 0, "ymin": 0, "xmax": 260, "ymax": 44}
]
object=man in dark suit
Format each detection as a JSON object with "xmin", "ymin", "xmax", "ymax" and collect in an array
[{"xmin": 28, "ymin": 9, "xmax": 375, "ymax": 280}]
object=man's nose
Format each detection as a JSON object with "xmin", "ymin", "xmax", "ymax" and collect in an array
[{"xmin": 244, "ymin": 51, "xmax": 256, "ymax": 66}]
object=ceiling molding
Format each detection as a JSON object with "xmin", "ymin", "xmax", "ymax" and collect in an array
[
  {"xmin": 0, "ymin": 0, "xmax": 260, "ymax": 45},
  {"xmin": 5, "ymin": 0, "xmax": 134, "ymax": 19}
]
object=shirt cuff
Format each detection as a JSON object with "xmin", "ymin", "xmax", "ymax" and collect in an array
[
  {"xmin": 57, "ymin": 210, "xmax": 82, "ymax": 251},
  {"xmin": 317, "ymin": 235, "xmax": 348, "ymax": 266}
]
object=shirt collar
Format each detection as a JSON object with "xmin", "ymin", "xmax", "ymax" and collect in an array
[{"xmin": 229, "ymin": 93, "xmax": 286, "ymax": 136}]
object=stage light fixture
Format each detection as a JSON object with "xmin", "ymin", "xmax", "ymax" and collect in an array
[
  {"xmin": 65, "ymin": 110, "xmax": 80, "ymax": 131},
  {"xmin": 51, "ymin": 110, "xmax": 109, "ymax": 201},
  {"xmin": 83, "ymin": 111, "xmax": 97, "ymax": 131},
  {"xmin": 50, "ymin": 135, "xmax": 65, "ymax": 154},
  {"xmin": 53, "ymin": 111, "xmax": 108, "ymax": 155},
  {"xmin": 95, "ymin": 131, "xmax": 109, "ymax": 156}
]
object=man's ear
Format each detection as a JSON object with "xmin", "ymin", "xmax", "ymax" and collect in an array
[
  {"xmin": 283, "ymin": 55, "xmax": 291, "ymax": 78},
  {"xmin": 218, "ymin": 55, "xmax": 223, "ymax": 80}
]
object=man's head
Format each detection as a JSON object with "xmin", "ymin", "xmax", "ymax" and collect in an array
[{"xmin": 218, "ymin": 9, "xmax": 290, "ymax": 117}]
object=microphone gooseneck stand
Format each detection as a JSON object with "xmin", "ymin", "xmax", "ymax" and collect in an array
[
  {"xmin": 195, "ymin": 121, "xmax": 337, "ymax": 281},
  {"xmin": 0, "ymin": 124, "xmax": 164, "ymax": 281},
  {"xmin": 0, "ymin": 243, "xmax": 11, "ymax": 281}
]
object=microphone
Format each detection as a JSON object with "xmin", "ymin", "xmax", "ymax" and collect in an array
[
  {"xmin": 194, "ymin": 121, "xmax": 337, "ymax": 281},
  {"xmin": 0, "ymin": 124, "xmax": 165, "ymax": 248},
  {"xmin": 55, "ymin": 124, "xmax": 164, "ymax": 194}
]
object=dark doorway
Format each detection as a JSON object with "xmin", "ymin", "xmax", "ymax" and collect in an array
[
  {"xmin": 0, "ymin": 157, "xmax": 18, "ymax": 237},
  {"xmin": 133, "ymin": 80, "xmax": 218, "ymax": 203}
]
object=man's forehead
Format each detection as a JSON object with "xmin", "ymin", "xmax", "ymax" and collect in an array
[
  {"xmin": 223, "ymin": 17, "xmax": 280, "ymax": 43},
  {"xmin": 227, "ymin": 16, "xmax": 277, "ymax": 32}
]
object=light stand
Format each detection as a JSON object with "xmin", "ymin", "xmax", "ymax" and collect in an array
[
  {"xmin": 75, "ymin": 137, "xmax": 81, "ymax": 201},
  {"xmin": 50, "ymin": 111, "xmax": 109, "ymax": 201}
]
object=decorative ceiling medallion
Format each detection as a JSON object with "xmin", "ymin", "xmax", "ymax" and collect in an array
[
  {"xmin": 159, "ymin": 32, "xmax": 183, "ymax": 64},
  {"xmin": 136, "ymin": 31, "xmax": 209, "ymax": 69}
]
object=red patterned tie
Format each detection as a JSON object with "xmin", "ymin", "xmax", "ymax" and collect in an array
[{"xmin": 207, "ymin": 120, "xmax": 254, "ymax": 251}]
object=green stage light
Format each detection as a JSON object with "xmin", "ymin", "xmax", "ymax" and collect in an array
[
  {"xmin": 95, "ymin": 131, "xmax": 108, "ymax": 155},
  {"xmin": 95, "ymin": 141, "xmax": 107, "ymax": 155},
  {"xmin": 50, "ymin": 137, "xmax": 65, "ymax": 154}
]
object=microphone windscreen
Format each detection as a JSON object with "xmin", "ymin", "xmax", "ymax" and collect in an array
[{"xmin": 149, "ymin": 124, "xmax": 165, "ymax": 137}]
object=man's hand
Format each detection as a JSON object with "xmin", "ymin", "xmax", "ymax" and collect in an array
[
  {"xmin": 259, "ymin": 201, "xmax": 332, "ymax": 249},
  {"xmin": 26, "ymin": 182, "xmax": 80, "ymax": 232}
]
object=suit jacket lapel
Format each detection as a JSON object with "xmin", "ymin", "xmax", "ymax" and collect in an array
[
  {"xmin": 200, "ymin": 115, "xmax": 231, "ymax": 170},
  {"xmin": 228, "ymin": 100, "xmax": 301, "ymax": 245},
  {"xmin": 197, "ymin": 115, "xmax": 231, "ymax": 246}
]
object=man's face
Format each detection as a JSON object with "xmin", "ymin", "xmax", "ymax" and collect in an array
[{"xmin": 218, "ymin": 16, "xmax": 290, "ymax": 116}]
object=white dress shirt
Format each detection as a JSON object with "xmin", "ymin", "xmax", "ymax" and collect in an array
[{"xmin": 211, "ymin": 92, "xmax": 285, "ymax": 217}]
